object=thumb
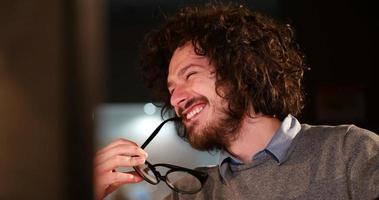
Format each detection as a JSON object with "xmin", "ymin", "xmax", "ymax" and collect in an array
[{"xmin": 105, "ymin": 171, "xmax": 144, "ymax": 195}]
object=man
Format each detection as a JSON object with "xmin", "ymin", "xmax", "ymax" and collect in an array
[{"xmin": 95, "ymin": 2, "xmax": 379, "ymax": 200}]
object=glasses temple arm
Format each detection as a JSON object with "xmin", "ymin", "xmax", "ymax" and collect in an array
[{"xmin": 140, "ymin": 117, "xmax": 180, "ymax": 149}]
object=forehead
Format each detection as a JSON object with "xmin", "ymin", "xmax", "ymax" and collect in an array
[
  {"xmin": 168, "ymin": 43, "xmax": 197, "ymax": 75},
  {"xmin": 167, "ymin": 43, "xmax": 212, "ymax": 78}
]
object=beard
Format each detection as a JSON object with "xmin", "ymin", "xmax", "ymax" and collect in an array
[{"xmin": 183, "ymin": 106, "xmax": 243, "ymax": 151}]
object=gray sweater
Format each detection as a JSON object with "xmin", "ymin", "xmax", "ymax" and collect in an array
[{"xmin": 164, "ymin": 124, "xmax": 379, "ymax": 200}]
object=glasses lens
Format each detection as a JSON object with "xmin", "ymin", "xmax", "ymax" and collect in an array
[
  {"xmin": 166, "ymin": 171, "xmax": 202, "ymax": 194},
  {"xmin": 134, "ymin": 163, "xmax": 159, "ymax": 184}
]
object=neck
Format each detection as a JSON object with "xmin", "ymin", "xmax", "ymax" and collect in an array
[{"xmin": 226, "ymin": 114, "xmax": 281, "ymax": 163}]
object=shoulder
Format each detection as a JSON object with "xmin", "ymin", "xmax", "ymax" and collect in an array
[
  {"xmin": 298, "ymin": 124, "xmax": 378, "ymax": 156},
  {"xmin": 341, "ymin": 125, "xmax": 379, "ymax": 159},
  {"xmin": 342, "ymin": 125, "xmax": 378, "ymax": 144},
  {"xmin": 299, "ymin": 124, "xmax": 378, "ymax": 143}
]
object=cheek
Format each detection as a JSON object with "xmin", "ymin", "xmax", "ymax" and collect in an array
[
  {"xmin": 192, "ymin": 78, "xmax": 217, "ymax": 95},
  {"xmin": 194, "ymin": 87, "xmax": 216, "ymax": 100}
]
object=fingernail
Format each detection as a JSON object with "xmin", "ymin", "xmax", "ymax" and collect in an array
[{"xmin": 127, "ymin": 174, "xmax": 135, "ymax": 180}]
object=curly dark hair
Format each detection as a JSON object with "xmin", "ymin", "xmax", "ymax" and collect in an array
[{"xmin": 140, "ymin": 2, "xmax": 307, "ymax": 121}]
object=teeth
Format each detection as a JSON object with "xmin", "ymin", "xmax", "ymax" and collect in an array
[{"xmin": 186, "ymin": 106, "xmax": 204, "ymax": 120}]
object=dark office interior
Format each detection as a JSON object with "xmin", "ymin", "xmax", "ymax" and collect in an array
[
  {"xmin": 0, "ymin": 0, "xmax": 377, "ymax": 199},
  {"xmin": 106, "ymin": 0, "xmax": 378, "ymax": 132}
]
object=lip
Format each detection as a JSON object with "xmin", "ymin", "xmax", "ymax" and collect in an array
[{"xmin": 181, "ymin": 102, "xmax": 207, "ymax": 120}]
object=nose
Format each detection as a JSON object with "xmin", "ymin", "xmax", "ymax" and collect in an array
[{"xmin": 170, "ymin": 85, "xmax": 189, "ymax": 109}]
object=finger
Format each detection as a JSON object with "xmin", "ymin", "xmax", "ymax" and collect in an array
[
  {"xmin": 97, "ymin": 138, "xmax": 138, "ymax": 155},
  {"xmin": 95, "ymin": 144, "xmax": 148, "ymax": 165},
  {"xmin": 104, "ymin": 172, "xmax": 143, "ymax": 195},
  {"xmin": 95, "ymin": 145, "xmax": 148, "ymax": 166},
  {"xmin": 96, "ymin": 155, "xmax": 147, "ymax": 173}
]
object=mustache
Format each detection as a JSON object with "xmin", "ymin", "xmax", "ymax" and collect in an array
[{"xmin": 177, "ymin": 96, "xmax": 208, "ymax": 116}]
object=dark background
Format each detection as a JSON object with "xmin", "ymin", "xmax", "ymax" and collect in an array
[
  {"xmin": 0, "ymin": 0, "xmax": 377, "ymax": 198},
  {"xmin": 1, "ymin": 0, "xmax": 103, "ymax": 198},
  {"xmin": 105, "ymin": 0, "xmax": 378, "ymax": 133}
]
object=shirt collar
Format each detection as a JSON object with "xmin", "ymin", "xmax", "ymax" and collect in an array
[
  {"xmin": 218, "ymin": 114, "xmax": 301, "ymax": 179},
  {"xmin": 265, "ymin": 114, "xmax": 301, "ymax": 163}
]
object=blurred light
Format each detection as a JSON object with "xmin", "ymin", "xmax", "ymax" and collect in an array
[
  {"xmin": 131, "ymin": 116, "xmax": 161, "ymax": 134},
  {"xmin": 127, "ymin": 183, "xmax": 151, "ymax": 200},
  {"xmin": 122, "ymin": 115, "xmax": 162, "ymax": 143},
  {"xmin": 143, "ymin": 103, "xmax": 156, "ymax": 115}
]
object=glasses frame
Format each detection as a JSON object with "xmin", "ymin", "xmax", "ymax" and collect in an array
[
  {"xmin": 138, "ymin": 161, "xmax": 208, "ymax": 194},
  {"xmin": 133, "ymin": 117, "xmax": 208, "ymax": 194}
]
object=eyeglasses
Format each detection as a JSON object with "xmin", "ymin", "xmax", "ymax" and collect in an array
[{"xmin": 133, "ymin": 117, "xmax": 208, "ymax": 194}]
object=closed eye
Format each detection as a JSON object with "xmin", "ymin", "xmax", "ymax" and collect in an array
[{"xmin": 186, "ymin": 71, "xmax": 197, "ymax": 80}]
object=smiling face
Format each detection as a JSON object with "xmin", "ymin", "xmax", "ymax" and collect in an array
[{"xmin": 167, "ymin": 43, "xmax": 241, "ymax": 150}]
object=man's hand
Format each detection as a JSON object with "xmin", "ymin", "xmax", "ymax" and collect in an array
[{"xmin": 94, "ymin": 138, "xmax": 148, "ymax": 200}]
